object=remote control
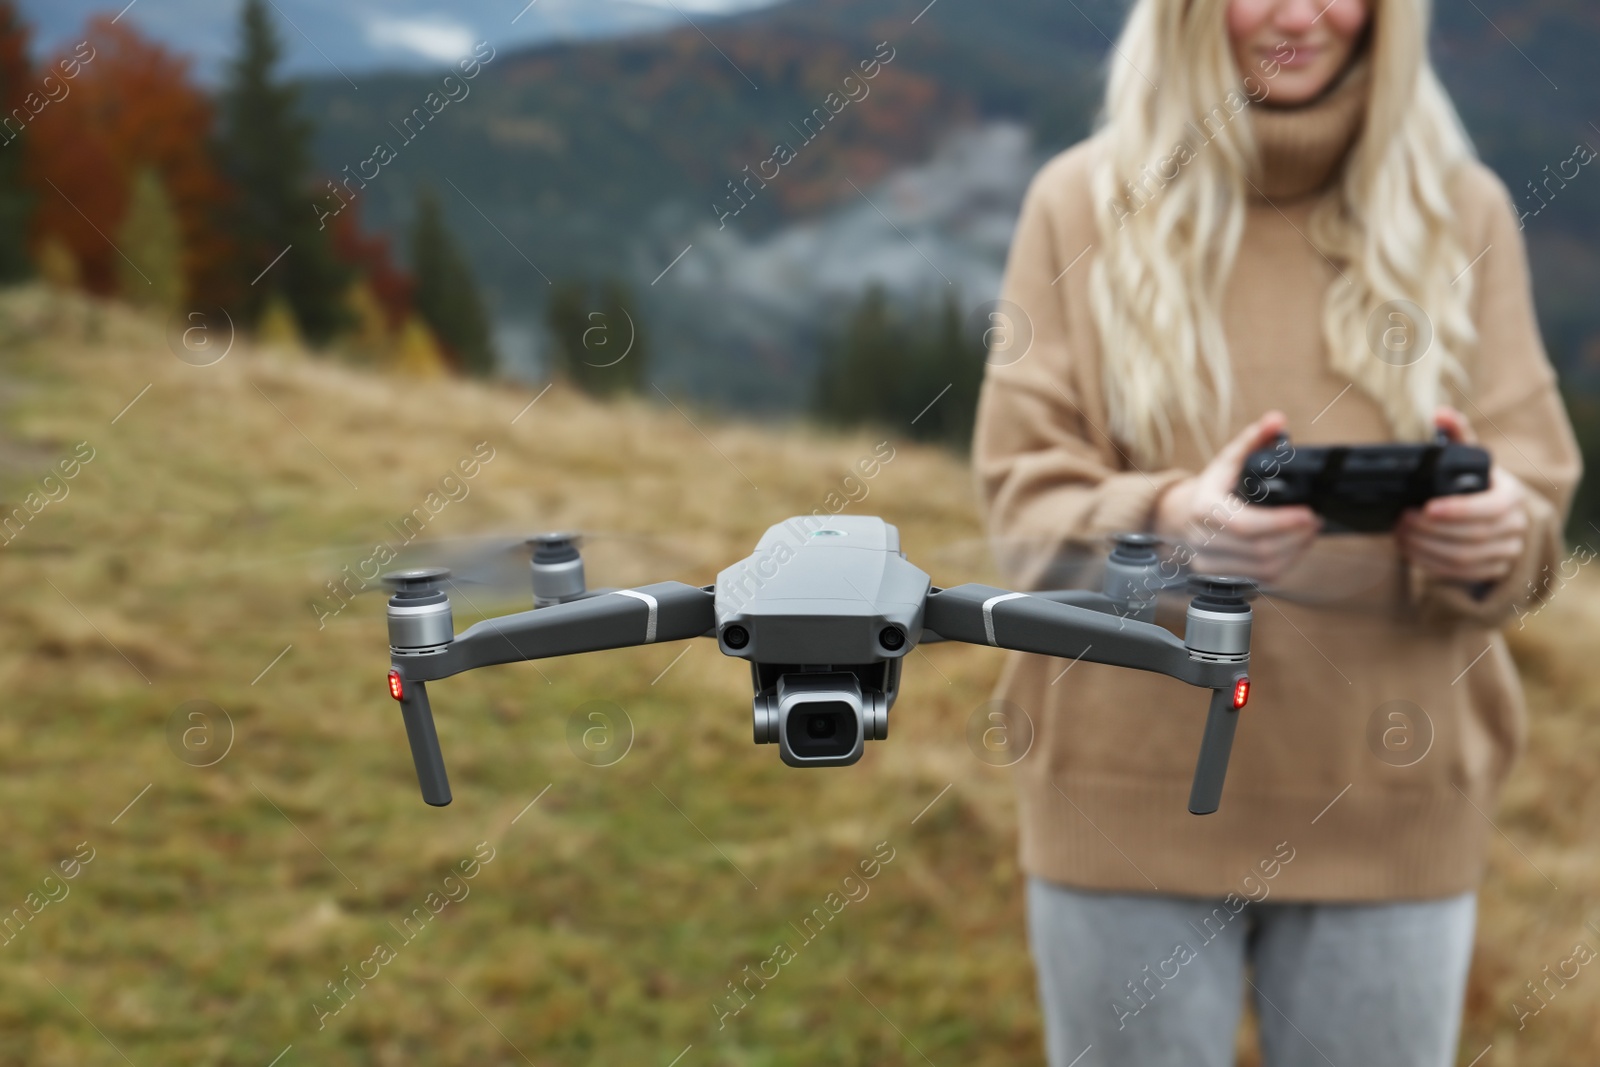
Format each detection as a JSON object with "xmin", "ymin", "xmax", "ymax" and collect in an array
[{"xmin": 1237, "ymin": 433, "xmax": 1491, "ymax": 533}]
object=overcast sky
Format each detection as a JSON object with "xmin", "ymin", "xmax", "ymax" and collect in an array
[{"xmin": 18, "ymin": 0, "xmax": 789, "ymax": 82}]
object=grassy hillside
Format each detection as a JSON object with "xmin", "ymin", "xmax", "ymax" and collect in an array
[{"xmin": 0, "ymin": 288, "xmax": 1596, "ymax": 1065}]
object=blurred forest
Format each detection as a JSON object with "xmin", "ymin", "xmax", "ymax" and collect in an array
[
  {"xmin": 0, "ymin": 0, "xmax": 495, "ymax": 377},
  {"xmin": 7, "ymin": 0, "xmax": 1598, "ymax": 496}
]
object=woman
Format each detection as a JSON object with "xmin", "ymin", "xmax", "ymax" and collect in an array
[{"xmin": 971, "ymin": 0, "xmax": 1582, "ymax": 1064}]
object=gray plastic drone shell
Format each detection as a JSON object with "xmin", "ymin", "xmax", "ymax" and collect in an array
[
  {"xmin": 713, "ymin": 516, "xmax": 930, "ymax": 664},
  {"xmin": 752, "ymin": 692, "xmax": 778, "ymax": 744}
]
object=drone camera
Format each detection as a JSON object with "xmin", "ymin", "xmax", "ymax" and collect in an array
[{"xmin": 753, "ymin": 672, "xmax": 888, "ymax": 767}]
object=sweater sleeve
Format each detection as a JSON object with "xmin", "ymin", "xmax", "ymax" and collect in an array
[
  {"xmin": 1408, "ymin": 171, "xmax": 1584, "ymax": 627},
  {"xmin": 972, "ymin": 166, "xmax": 1193, "ymax": 592}
]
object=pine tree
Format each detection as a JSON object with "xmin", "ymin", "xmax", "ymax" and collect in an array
[
  {"xmin": 215, "ymin": 0, "xmax": 349, "ymax": 342},
  {"xmin": 812, "ymin": 286, "xmax": 983, "ymax": 451},
  {"xmin": 546, "ymin": 277, "xmax": 649, "ymax": 396},
  {"xmin": 410, "ymin": 185, "xmax": 496, "ymax": 376},
  {"xmin": 0, "ymin": 1, "xmax": 33, "ymax": 282},
  {"xmin": 117, "ymin": 168, "xmax": 185, "ymax": 314},
  {"xmin": 917, "ymin": 291, "xmax": 984, "ymax": 449},
  {"xmin": 813, "ymin": 284, "xmax": 907, "ymax": 427}
]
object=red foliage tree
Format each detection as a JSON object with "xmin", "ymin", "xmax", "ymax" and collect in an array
[
  {"xmin": 326, "ymin": 200, "xmax": 412, "ymax": 330},
  {"xmin": 23, "ymin": 16, "xmax": 236, "ymax": 305}
]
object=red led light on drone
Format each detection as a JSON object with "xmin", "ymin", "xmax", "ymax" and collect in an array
[
  {"xmin": 388, "ymin": 669, "xmax": 404, "ymax": 701},
  {"xmin": 1233, "ymin": 678, "xmax": 1250, "ymax": 709}
]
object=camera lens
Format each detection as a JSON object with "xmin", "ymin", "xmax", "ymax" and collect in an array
[
  {"xmin": 785, "ymin": 699, "xmax": 859, "ymax": 759},
  {"xmin": 806, "ymin": 715, "xmax": 837, "ymax": 739}
]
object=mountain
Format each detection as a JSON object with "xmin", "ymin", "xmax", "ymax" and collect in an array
[
  {"xmin": 27, "ymin": 0, "xmax": 1598, "ymax": 405},
  {"xmin": 284, "ymin": 0, "xmax": 1600, "ymax": 405},
  {"xmin": 298, "ymin": 0, "xmax": 1116, "ymax": 403}
]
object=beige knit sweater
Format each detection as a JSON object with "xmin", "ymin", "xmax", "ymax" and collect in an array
[{"xmin": 971, "ymin": 65, "xmax": 1583, "ymax": 900}]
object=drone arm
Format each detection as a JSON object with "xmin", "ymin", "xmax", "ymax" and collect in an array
[
  {"xmin": 923, "ymin": 584, "xmax": 1210, "ymax": 683},
  {"xmin": 1029, "ymin": 588, "xmax": 1121, "ymax": 616},
  {"xmin": 385, "ymin": 581, "xmax": 714, "ymax": 806},
  {"xmin": 924, "ymin": 583, "xmax": 1250, "ymax": 815},
  {"xmin": 404, "ymin": 581, "xmax": 717, "ymax": 682}
]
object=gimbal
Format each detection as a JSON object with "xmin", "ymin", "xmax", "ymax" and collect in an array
[{"xmin": 382, "ymin": 517, "xmax": 1254, "ymax": 815}]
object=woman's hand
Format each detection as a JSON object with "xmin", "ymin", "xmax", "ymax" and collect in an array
[
  {"xmin": 1395, "ymin": 407, "xmax": 1528, "ymax": 584},
  {"xmin": 1152, "ymin": 410, "xmax": 1321, "ymax": 583}
]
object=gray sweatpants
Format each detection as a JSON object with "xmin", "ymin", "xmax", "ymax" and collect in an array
[{"xmin": 1027, "ymin": 877, "xmax": 1477, "ymax": 1067}]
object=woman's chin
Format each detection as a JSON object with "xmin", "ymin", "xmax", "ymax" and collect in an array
[{"xmin": 1256, "ymin": 67, "xmax": 1342, "ymax": 106}]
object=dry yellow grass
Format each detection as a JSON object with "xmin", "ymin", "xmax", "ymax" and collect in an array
[{"xmin": 0, "ymin": 286, "xmax": 1594, "ymax": 1065}]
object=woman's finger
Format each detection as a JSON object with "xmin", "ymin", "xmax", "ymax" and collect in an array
[
  {"xmin": 1192, "ymin": 526, "xmax": 1319, "ymax": 576},
  {"xmin": 1401, "ymin": 507, "xmax": 1526, "ymax": 543},
  {"xmin": 1402, "ymin": 533, "xmax": 1524, "ymax": 572},
  {"xmin": 1402, "ymin": 535, "xmax": 1519, "ymax": 580},
  {"xmin": 1405, "ymin": 552, "xmax": 1515, "ymax": 583},
  {"xmin": 1203, "ymin": 411, "xmax": 1289, "ymax": 490},
  {"xmin": 1205, "ymin": 503, "xmax": 1320, "ymax": 539},
  {"xmin": 1432, "ymin": 405, "xmax": 1478, "ymax": 445},
  {"xmin": 1420, "ymin": 488, "xmax": 1521, "ymax": 524},
  {"xmin": 1204, "ymin": 521, "xmax": 1320, "ymax": 558},
  {"xmin": 1402, "ymin": 528, "xmax": 1524, "ymax": 559}
]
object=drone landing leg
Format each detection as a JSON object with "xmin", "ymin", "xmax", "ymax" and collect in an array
[
  {"xmin": 1187, "ymin": 687, "xmax": 1240, "ymax": 816},
  {"xmin": 398, "ymin": 677, "xmax": 452, "ymax": 806}
]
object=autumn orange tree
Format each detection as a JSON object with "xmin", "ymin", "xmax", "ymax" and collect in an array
[
  {"xmin": 23, "ymin": 16, "xmax": 234, "ymax": 308},
  {"xmin": 6, "ymin": 2, "xmax": 433, "ymax": 367}
]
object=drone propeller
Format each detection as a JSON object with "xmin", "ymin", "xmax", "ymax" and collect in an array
[
  {"xmin": 365, "ymin": 527, "xmax": 712, "ymax": 606},
  {"xmin": 923, "ymin": 526, "xmax": 1398, "ymax": 611}
]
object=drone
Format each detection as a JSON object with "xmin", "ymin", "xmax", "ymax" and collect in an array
[{"xmin": 382, "ymin": 516, "xmax": 1255, "ymax": 816}]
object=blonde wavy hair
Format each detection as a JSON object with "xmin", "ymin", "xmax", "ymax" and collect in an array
[{"xmin": 1088, "ymin": 0, "xmax": 1478, "ymax": 467}]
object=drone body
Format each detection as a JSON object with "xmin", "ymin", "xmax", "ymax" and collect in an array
[
  {"xmin": 715, "ymin": 517, "xmax": 928, "ymax": 767},
  {"xmin": 383, "ymin": 517, "xmax": 1254, "ymax": 815}
]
